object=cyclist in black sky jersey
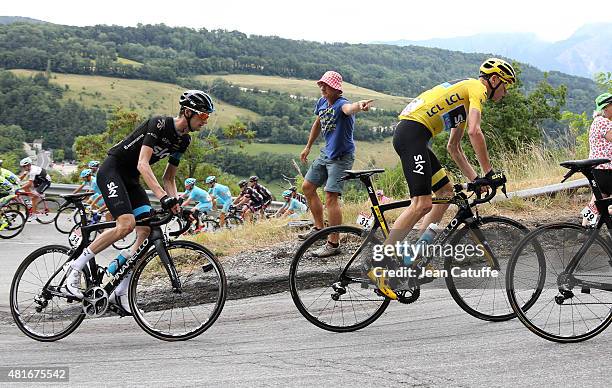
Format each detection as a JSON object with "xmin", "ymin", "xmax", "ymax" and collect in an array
[{"xmin": 62, "ymin": 90, "xmax": 215, "ymax": 311}]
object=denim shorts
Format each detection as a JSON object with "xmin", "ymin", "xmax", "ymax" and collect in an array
[{"xmin": 304, "ymin": 151, "xmax": 355, "ymax": 194}]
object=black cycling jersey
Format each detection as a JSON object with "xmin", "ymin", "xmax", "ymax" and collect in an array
[
  {"xmin": 240, "ymin": 187, "xmax": 263, "ymax": 205},
  {"xmin": 253, "ymin": 183, "xmax": 272, "ymax": 202},
  {"xmin": 107, "ymin": 116, "xmax": 191, "ymax": 173}
]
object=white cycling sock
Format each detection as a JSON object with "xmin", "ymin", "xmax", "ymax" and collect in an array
[{"xmin": 71, "ymin": 247, "xmax": 95, "ymax": 271}]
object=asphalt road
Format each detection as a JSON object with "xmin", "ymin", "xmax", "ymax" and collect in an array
[{"xmin": 0, "ymin": 224, "xmax": 610, "ymax": 387}]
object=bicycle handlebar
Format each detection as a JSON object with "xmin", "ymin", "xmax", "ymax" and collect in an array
[{"xmin": 457, "ymin": 176, "xmax": 507, "ymax": 205}]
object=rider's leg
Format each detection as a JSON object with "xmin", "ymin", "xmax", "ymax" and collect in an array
[
  {"xmin": 417, "ymin": 157, "xmax": 453, "ymax": 233},
  {"xmin": 384, "ymin": 195, "xmax": 433, "ymax": 246}
]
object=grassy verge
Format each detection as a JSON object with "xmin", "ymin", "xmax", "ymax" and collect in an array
[{"xmin": 190, "ymin": 143, "xmax": 591, "ymax": 257}]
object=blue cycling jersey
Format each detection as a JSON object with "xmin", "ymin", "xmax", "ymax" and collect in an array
[
  {"xmin": 288, "ymin": 198, "xmax": 308, "ymax": 213},
  {"xmin": 208, "ymin": 183, "xmax": 232, "ymax": 203},
  {"xmin": 185, "ymin": 185, "xmax": 212, "ymax": 204}
]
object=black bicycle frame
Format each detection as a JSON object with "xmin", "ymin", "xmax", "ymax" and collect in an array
[
  {"xmin": 339, "ymin": 174, "xmax": 500, "ymax": 283},
  {"xmin": 562, "ymin": 168, "xmax": 612, "ymax": 291},
  {"xmin": 43, "ymin": 198, "xmax": 181, "ymax": 299}
]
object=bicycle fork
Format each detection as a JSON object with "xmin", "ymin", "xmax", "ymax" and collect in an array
[{"xmin": 154, "ymin": 239, "xmax": 182, "ymax": 292}]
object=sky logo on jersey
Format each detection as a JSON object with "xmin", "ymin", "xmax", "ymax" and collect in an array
[
  {"xmin": 106, "ymin": 182, "xmax": 119, "ymax": 198},
  {"xmin": 152, "ymin": 145, "xmax": 170, "ymax": 159},
  {"xmin": 413, "ymin": 155, "xmax": 426, "ymax": 175}
]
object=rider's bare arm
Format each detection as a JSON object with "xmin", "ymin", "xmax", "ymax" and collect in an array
[
  {"xmin": 465, "ymin": 108, "xmax": 492, "ymax": 175},
  {"xmin": 447, "ymin": 126, "xmax": 479, "ymax": 181},
  {"xmin": 162, "ymin": 163, "xmax": 179, "ymax": 198},
  {"xmin": 137, "ymin": 145, "xmax": 167, "ymax": 200}
]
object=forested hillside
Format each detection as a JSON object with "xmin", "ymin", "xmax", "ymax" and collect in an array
[{"xmin": 0, "ymin": 22, "xmax": 599, "ymax": 114}]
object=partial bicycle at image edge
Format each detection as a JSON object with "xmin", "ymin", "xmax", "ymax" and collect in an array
[{"xmin": 506, "ymin": 158, "xmax": 612, "ymax": 343}]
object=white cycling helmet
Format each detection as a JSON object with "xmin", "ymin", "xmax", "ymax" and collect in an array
[{"xmin": 20, "ymin": 157, "xmax": 32, "ymax": 167}]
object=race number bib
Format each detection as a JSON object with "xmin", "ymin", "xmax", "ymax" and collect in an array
[
  {"xmin": 581, "ymin": 206, "xmax": 599, "ymax": 227},
  {"xmin": 356, "ymin": 212, "xmax": 374, "ymax": 230},
  {"xmin": 68, "ymin": 229, "xmax": 82, "ymax": 247}
]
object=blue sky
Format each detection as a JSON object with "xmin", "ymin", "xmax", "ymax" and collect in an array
[{"xmin": 2, "ymin": 0, "xmax": 610, "ymax": 43}]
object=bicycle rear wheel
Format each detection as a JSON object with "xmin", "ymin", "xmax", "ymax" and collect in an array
[
  {"xmin": 507, "ymin": 223, "xmax": 612, "ymax": 343},
  {"xmin": 130, "ymin": 240, "xmax": 226, "ymax": 341},
  {"xmin": 0, "ymin": 209, "xmax": 26, "ymax": 239},
  {"xmin": 289, "ymin": 225, "xmax": 390, "ymax": 332},
  {"xmin": 54, "ymin": 205, "xmax": 80, "ymax": 234},
  {"xmin": 10, "ymin": 245, "xmax": 86, "ymax": 341},
  {"xmin": 35, "ymin": 198, "xmax": 60, "ymax": 224},
  {"xmin": 445, "ymin": 216, "xmax": 540, "ymax": 321}
]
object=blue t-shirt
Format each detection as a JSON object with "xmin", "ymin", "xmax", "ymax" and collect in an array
[
  {"xmin": 288, "ymin": 198, "xmax": 307, "ymax": 213},
  {"xmin": 185, "ymin": 186, "xmax": 212, "ymax": 204},
  {"xmin": 208, "ymin": 183, "xmax": 232, "ymax": 203},
  {"xmin": 314, "ymin": 96, "xmax": 355, "ymax": 160}
]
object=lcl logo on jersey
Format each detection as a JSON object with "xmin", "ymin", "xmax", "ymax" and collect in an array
[
  {"xmin": 413, "ymin": 155, "xmax": 426, "ymax": 175},
  {"xmin": 107, "ymin": 182, "xmax": 119, "ymax": 198}
]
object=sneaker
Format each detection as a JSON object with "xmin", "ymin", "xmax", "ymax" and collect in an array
[
  {"xmin": 366, "ymin": 256, "xmax": 399, "ymax": 300},
  {"xmin": 312, "ymin": 242, "xmax": 341, "ymax": 257},
  {"xmin": 62, "ymin": 263, "xmax": 84, "ymax": 299},
  {"xmin": 109, "ymin": 292, "xmax": 131, "ymax": 314},
  {"xmin": 27, "ymin": 214, "xmax": 38, "ymax": 222},
  {"xmin": 298, "ymin": 226, "xmax": 321, "ymax": 240}
]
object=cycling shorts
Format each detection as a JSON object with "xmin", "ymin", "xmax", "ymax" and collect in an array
[
  {"xmin": 195, "ymin": 202, "xmax": 213, "ymax": 212},
  {"xmin": 33, "ymin": 178, "xmax": 51, "ymax": 194},
  {"xmin": 97, "ymin": 156, "xmax": 152, "ymax": 220},
  {"xmin": 246, "ymin": 201, "xmax": 263, "ymax": 213},
  {"xmin": 220, "ymin": 200, "xmax": 232, "ymax": 213},
  {"xmin": 393, "ymin": 119, "xmax": 451, "ymax": 197}
]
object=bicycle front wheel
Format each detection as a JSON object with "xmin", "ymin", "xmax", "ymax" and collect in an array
[
  {"xmin": 224, "ymin": 215, "xmax": 243, "ymax": 229},
  {"xmin": 445, "ymin": 216, "xmax": 539, "ymax": 322},
  {"xmin": 507, "ymin": 223, "xmax": 612, "ymax": 343},
  {"xmin": 289, "ymin": 225, "xmax": 390, "ymax": 332},
  {"xmin": 0, "ymin": 209, "xmax": 26, "ymax": 239},
  {"xmin": 130, "ymin": 240, "xmax": 227, "ymax": 341},
  {"xmin": 10, "ymin": 245, "xmax": 86, "ymax": 341},
  {"xmin": 36, "ymin": 198, "xmax": 60, "ymax": 224}
]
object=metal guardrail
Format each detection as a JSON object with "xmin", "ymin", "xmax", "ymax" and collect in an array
[
  {"xmin": 46, "ymin": 178, "xmax": 591, "ymax": 211},
  {"xmin": 45, "ymin": 183, "xmax": 285, "ymax": 210}
]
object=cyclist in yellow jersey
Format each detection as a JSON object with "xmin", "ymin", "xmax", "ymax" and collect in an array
[{"xmin": 370, "ymin": 58, "xmax": 515, "ymax": 299}]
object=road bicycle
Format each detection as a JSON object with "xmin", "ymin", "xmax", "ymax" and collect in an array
[
  {"xmin": 54, "ymin": 194, "xmax": 94, "ymax": 234},
  {"xmin": 9, "ymin": 190, "xmax": 60, "ymax": 224},
  {"xmin": 506, "ymin": 158, "xmax": 612, "ymax": 343},
  {"xmin": 10, "ymin": 192, "xmax": 227, "ymax": 342},
  {"xmin": 0, "ymin": 194, "xmax": 26, "ymax": 239},
  {"xmin": 290, "ymin": 168, "xmax": 542, "ymax": 332}
]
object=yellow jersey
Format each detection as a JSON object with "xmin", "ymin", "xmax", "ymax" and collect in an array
[{"xmin": 398, "ymin": 78, "xmax": 487, "ymax": 136}]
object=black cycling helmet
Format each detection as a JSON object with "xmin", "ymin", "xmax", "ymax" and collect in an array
[
  {"xmin": 179, "ymin": 90, "xmax": 215, "ymax": 114},
  {"xmin": 249, "ymin": 175, "xmax": 258, "ymax": 182},
  {"xmin": 238, "ymin": 179, "xmax": 248, "ymax": 188}
]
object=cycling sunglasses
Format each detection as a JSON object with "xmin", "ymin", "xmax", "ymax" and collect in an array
[{"xmin": 187, "ymin": 107, "xmax": 210, "ymax": 120}]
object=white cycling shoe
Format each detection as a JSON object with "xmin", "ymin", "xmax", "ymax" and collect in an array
[
  {"xmin": 109, "ymin": 292, "xmax": 131, "ymax": 314},
  {"xmin": 62, "ymin": 263, "xmax": 84, "ymax": 299}
]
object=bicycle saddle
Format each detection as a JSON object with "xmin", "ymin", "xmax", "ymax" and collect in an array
[
  {"xmin": 61, "ymin": 192, "xmax": 94, "ymax": 203},
  {"xmin": 560, "ymin": 159, "xmax": 610, "ymax": 170},
  {"xmin": 340, "ymin": 169, "xmax": 385, "ymax": 181}
]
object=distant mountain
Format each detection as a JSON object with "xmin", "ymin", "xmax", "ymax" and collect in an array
[
  {"xmin": 382, "ymin": 23, "xmax": 612, "ymax": 78},
  {"xmin": 0, "ymin": 16, "xmax": 49, "ymax": 25}
]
